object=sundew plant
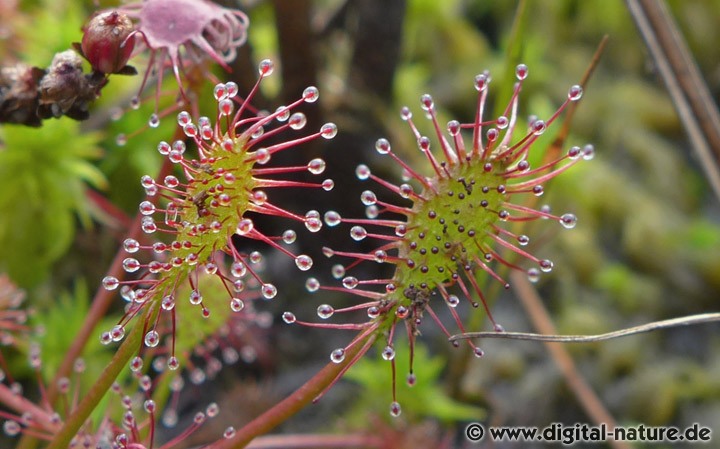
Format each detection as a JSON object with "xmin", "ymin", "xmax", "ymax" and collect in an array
[{"xmin": 1, "ymin": 1, "xmax": 719, "ymax": 449}]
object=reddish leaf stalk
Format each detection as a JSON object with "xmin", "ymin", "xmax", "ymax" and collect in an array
[{"xmin": 214, "ymin": 331, "xmax": 377, "ymax": 449}]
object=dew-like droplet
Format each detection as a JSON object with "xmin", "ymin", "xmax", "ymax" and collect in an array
[
  {"xmin": 303, "ymin": 86, "xmax": 319, "ymax": 103},
  {"xmin": 224, "ymin": 427, "xmax": 236, "ymax": 439},
  {"xmin": 306, "ymin": 277, "xmax": 320, "ymax": 292},
  {"xmin": 568, "ymin": 85, "xmax": 583, "ymax": 101},
  {"xmin": 183, "ymin": 123, "xmax": 198, "ymax": 138},
  {"xmin": 168, "ymin": 150, "xmax": 183, "ymax": 164},
  {"xmin": 374, "ymin": 250, "xmax": 387, "ymax": 263},
  {"xmin": 360, "ymin": 190, "xmax": 377, "ymax": 206},
  {"xmin": 473, "ymin": 347, "xmax": 485, "ymax": 358},
  {"xmin": 139, "ymin": 200, "xmax": 155, "ymax": 215},
  {"xmin": 189, "ymin": 289, "xmax": 203, "ymax": 305},
  {"xmin": 130, "ymin": 356, "xmax": 143, "ymax": 372},
  {"xmin": 375, "ymin": 138, "xmax": 391, "ymax": 154},
  {"xmin": 102, "ymin": 276, "xmax": 119, "ymax": 290},
  {"xmin": 144, "ymin": 330, "xmax": 160, "ymax": 347},
  {"xmin": 164, "ymin": 175, "xmax": 179, "ymax": 188},
  {"xmin": 446, "ymin": 295, "xmax": 460, "ymax": 307},
  {"xmin": 367, "ymin": 306, "xmax": 380, "ymax": 318},
  {"xmin": 295, "ymin": 254, "xmax": 313, "ymax": 271},
  {"xmin": 527, "ymin": 267, "xmax": 540, "ymax": 283},
  {"xmin": 236, "ymin": 219, "xmax": 254, "ymax": 235},
  {"xmin": 141, "ymin": 216, "xmax": 157, "ymax": 233},
  {"xmin": 3, "ymin": 420, "xmax": 21, "ymax": 436},
  {"xmin": 307, "ymin": 158, "xmax": 326, "ymax": 174},
  {"xmin": 515, "ymin": 63, "xmax": 528, "ymax": 80},
  {"xmin": 486, "ymin": 127, "xmax": 499, "ymax": 142},
  {"xmin": 582, "ymin": 144, "xmax": 595, "ymax": 160},
  {"xmin": 213, "ymin": 83, "xmax": 228, "ymax": 101},
  {"xmin": 275, "ymin": 105, "xmax": 290, "ymax": 121},
  {"xmin": 206, "ymin": 403, "xmax": 219, "ymax": 417},
  {"xmin": 320, "ymin": 123, "xmax": 337, "ymax": 139},
  {"xmin": 161, "ymin": 295, "xmax": 175, "ymax": 311},
  {"xmin": 233, "ymin": 279, "xmax": 245, "ymax": 292},
  {"xmin": 322, "ymin": 179, "xmax": 334, "ymax": 191},
  {"xmin": 251, "ymin": 126, "xmax": 264, "ymax": 139},
  {"xmin": 167, "ymin": 357, "xmax": 179, "ymax": 371},
  {"xmin": 539, "ymin": 259, "xmax": 554, "ymax": 272},
  {"xmin": 259, "ymin": 59, "xmax": 274, "ymax": 76},
  {"xmin": 396, "ymin": 306, "xmax": 409, "ymax": 318},
  {"xmin": 157, "ymin": 141, "xmax": 171, "ymax": 155},
  {"xmin": 381, "ymin": 345, "xmax": 395, "ymax": 361},
  {"xmin": 532, "ymin": 119, "xmax": 546, "ymax": 135},
  {"xmin": 219, "ymin": 98, "xmax": 234, "ymax": 116},
  {"xmin": 261, "ymin": 284, "xmax": 277, "ymax": 299},
  {"xmin": 517, "ymin": 235, "xmax": 530, "ymax": 246},
  {"xmin": 148, "ymin": 113, "xmax": 160, "ymax": 128},
  {"xmin": 304, "ymin": 210, "xmax": 323, "ymax": 232},
  {"xmin": 474, "ymin": 73, "xmax": 489, "ymax": 92},
  {"xmin": 282, "ymin": 229, "xmax": 297, "ymax": 244},
  {"xmin": 230, "ymin": 298, "xmax": 244, "ymax": 312},
  {"xmin": 253, "ymin": 148, "xmax": 270, "ymax": 164},
  {"xmin": 560, "ymin": 213, "xmax": 577, "ymax": 229},
  {"xmin": 355, "ymin": 164, "xmax": 371, "ymax": 181},
  {"xmin": 342, "ymin": 276, "xmax": 359, "ymax": 289},
  {"xmin": 225, "ymin": 82, "xmax": 238, "ymax": 98},
  {"xmin": 130, "ymin": 96, "xmax": 141, "ymax": 110},
  {"xmin": 289, "ymin": 112, "xmax": 307, "ymax": 130},
  {"xmin": 282, "ymin": 312, "xmax": 296, "ymax": 324},
  {"xmin": 324, "ymin": 210, "xmax": 342, "ymax": 226},
  {"xmin": 407, "ymin": 373, "xmax": 417, "ymax": 386},
  {"xmin": 317, "ymin": 304, "xmax": 334, "ymax": 319},
  {"xmin": 115, "ymin": 133, "xmax": 127, "ymax": 146},
  {"xmin": 172, "ymin": 140, "xmax": 186, "ymax": 154},
  {"xmin": 122, "ymin": 258, "xmax": 140, "ymax": 273},
  {"xmin": 231, "ymin": 261, "xmax": 246, "ymax": 277},
  {"xmin": 568, "ymin": 145, "xmax": 582, "ymax": 160},
  {"xmin": 418, "ymin": 136, "xmax": 431, "ymax": 152},
  {"xmin": 350, "ymin": 226, "xmax": 367, "ymax": 241},
  {"xmin": 390, "ymin": 401, "xmax": 402, "ymax": 417},
  {"xmin": 331, "ymin": 264, "xmax": 345, "ymax": 278},
  {"xmin": 330, "ymin": 348, "xmax": 345, "ymax": 363},
  {"xmin": 252, "ymin": 190, "xmax": 267, "ymax": 205},
  {"xmin": 177, "ymin": 111, "xmax": 191, "ymax": 126}
]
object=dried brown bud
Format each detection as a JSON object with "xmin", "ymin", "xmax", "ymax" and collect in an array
[
  {"xmin": 0, "ymin": 63, "xmax": 44, "ymax": 126},
  {"xmin": 38, "ymin": 50, "xmax": 87, "ymax": 117},
  {"xmin": 81, "ymin": 11, "xmax": 135, "ymax": 75}
]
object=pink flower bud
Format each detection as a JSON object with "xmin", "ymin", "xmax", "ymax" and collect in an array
[{"xmin": 81, "ymin": 11, "xmax": 135, "ymax": 74}]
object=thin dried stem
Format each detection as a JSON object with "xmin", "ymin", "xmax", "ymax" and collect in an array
[
  {"xmin": 451, "ymin": 312, "xmax": 720, "ymax": 343},
  {"xmin": 626, "ymin": 0, "xmax": 720, "ymax": 200}
]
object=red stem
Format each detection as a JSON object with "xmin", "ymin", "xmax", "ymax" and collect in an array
[{"xmin": 213, "ymin": 331, "xmax": 377, "ymax": 449}]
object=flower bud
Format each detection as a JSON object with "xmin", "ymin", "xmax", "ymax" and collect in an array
[{"xmin": 81, "ymin": 11, "xmax": 135, "ymax": 74}]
